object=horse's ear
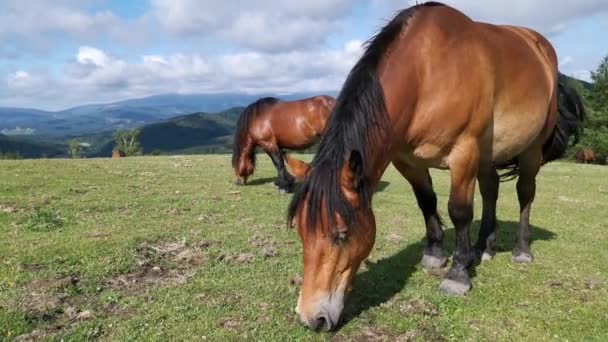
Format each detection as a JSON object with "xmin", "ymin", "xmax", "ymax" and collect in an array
[{"xmin": 342, "ymin": 150, "xmax": 363, "ymax": 190}]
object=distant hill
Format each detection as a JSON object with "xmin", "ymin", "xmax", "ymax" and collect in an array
[
  {"xmin": 91, "ymin": 107, "xmax": 243, "ymax": 157},
  {"xmin": 0, "ymin": 134, "xmax": 65, "ymax": 158},
  {"xmin": 559, "ymin": 73, "xmax": 593, "ymax": 90},
  {"xmin": 0, "ymin": 92, "xmax": 335, "ymax": 138}
]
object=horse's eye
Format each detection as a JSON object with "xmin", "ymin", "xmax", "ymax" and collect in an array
[{"xmin": 334, "ymin": 231, "xmax": 348, "ymax": 245}]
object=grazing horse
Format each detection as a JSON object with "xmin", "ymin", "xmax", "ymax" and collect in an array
[
  {"xmin": 287, "ymin": 2, "xmax": 584, "ymax": 331},
  {"xmin": 232, "ymin": 95, "xmax": 335, "ymax": 192},
  {"xmin": 575, "ymin": 148, "xmax": 596, "ymax": 164}
]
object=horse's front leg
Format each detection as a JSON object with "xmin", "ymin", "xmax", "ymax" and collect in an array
[
  {"xmin": 392, "ymin": 160, "xmax": 447, "ymax": 269},
  {"xmin": 440, "ymin": 142, "xmax": 479, "ymax": 296},
  {"xmin": 266, "ymin": 148, "xmax": 295, "ymax": 193}
]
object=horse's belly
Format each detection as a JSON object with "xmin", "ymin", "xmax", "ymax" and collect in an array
[{"xmin": 490, "ymin": 108, "xmax": 547, "ymax": 163}]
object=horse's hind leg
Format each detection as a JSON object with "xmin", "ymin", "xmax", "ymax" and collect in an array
[
  {"xmin": 474, "ymin": 166, "xmax": 499, "ymax": 261},
  {"xmin": 513, "ymin": 148, "xmax": 542, "ymax": 263},
  {"xmin": 393, "ymin": 161, "xmax": 447, "ymax": 269},
  {"xmin": 440, "ymin": 142, "xmax": 479, "ymax": 296}
]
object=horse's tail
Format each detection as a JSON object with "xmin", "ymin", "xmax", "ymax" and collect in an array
[
  {"xmin": 282, "ymin": 151, "xmax": 311, "ymax": 182},
  {"xmin": 497, "ymin": 74, "xmax": 585, "ymax": 181},
  {"xmin": 232, "ymin": 97, "xmax": 279, "ymax": 170},
  {"xmin": 542, "ymin": 74, "xmax": 586, "ymax": 164}
]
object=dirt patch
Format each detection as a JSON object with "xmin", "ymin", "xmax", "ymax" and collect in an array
[
  {"xmin": 218, "ymin": 317, "xmax": 242, "ymax": 330},
  {"xmin": 332, "ymin": 327, "xmax": 394, "ymax": 342},
  {"xmin": 107, "ymin": 239, "xmax": 214, "ymax": 294},
  {"xmin": 15, "ymin": 280, "xmax": 103, "ymax": 341},
  {"xmin": 399, "ymin": 299, "xmax": 438, "ymax": 317},
  {"xmin": 289, "ymin": 276, "xmax": 303, "ymax": 287},
  {"xmin": 16, "ymin": 239, "xmax": 215, "ymax": 340},
  {"xmin": 0, "ymin": 204, "xmax": 18, "ymax": 213},
  {"xmin": 20, "ymin": 263, "xmax": 46, "ymax": 272},
  {"xmin": 198, "ymin": 212, "xmax": 224, "ymax": 224},
  {"xmin": 217, "ymin": 252, "xmax": 255, "ymax": 265},
  {"xmin": 249, "ymin": 234, "xmax": 279, "ymax": 258},
  {"xmin": 585, "ymin": 278, "xmax": 607, "ymax": 290},
  {"xmin": 196, "ymin": 292, "xmax": 242, "ymax": 308},
  {"xmin": 386, "ymin": 233, "xmax": 404, "ymax": 244}
]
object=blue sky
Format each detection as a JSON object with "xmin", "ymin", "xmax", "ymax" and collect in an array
[{"xmin": 1, "ymin": 0, "xmax": 607, "ymax": 110}]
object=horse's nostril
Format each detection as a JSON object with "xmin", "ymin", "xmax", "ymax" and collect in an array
[{"xmin": 313, "ymin": 315, "xmax": 332, "ymax": 332}]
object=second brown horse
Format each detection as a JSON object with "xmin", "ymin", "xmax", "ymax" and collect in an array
[{"xmin": 232, "ymin": 95, "xmax": 334, "ymax": 192}]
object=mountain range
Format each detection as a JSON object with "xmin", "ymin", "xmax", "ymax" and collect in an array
[
  {"xmin": 0, "ymin": 74, "xmax": 592, "ymax": 158},
  {"xmin": 0, "ymin": 92, "xmax": 334, "ymax": 139}
]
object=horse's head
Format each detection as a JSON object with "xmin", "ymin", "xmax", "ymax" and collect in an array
[
  {"xmin": 232, "ymin": 148, "xmax": 256, "ymax": 185},
  {"xmin": 289, "ymin": 151, "xmax": 376, "ymax": 331}
]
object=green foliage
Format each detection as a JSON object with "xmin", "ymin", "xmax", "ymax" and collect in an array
[
  {"xmin": 566, "ymin": 54, "xmax": 608, "ymax": 164},
  {"xmin": 0, "ymin": 135, "xmax": 64, "ymax": 158},
  {"xmin": 590, "ymin": 55, "xmax": 608, "ymax": 112},
  {"xmin": 114, "ymin": 129, "xmax": 143, "ymax": 156},
  {"xmin": 69, "ymin": 140, "xmax": 83, "ymax": 159},
  {"xmin": 0, "ymin": 152, "xmax": 23, "ymax": 160},
  {"xmin": 21, "ymin": 208, "xmax": 63, "ymax": 232}
]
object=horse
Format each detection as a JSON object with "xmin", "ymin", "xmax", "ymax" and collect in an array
[
  {"xmin": 111, "ymin": 149, "xmax": 126, "ymax": 159},
  {"xmin": 575, "ymin": 148, "xmax": 596, "ymax": 164},
  {"xmin": 232, "ymin": 95, "xmax": 335, "ymax": 192},
  {"xmin": 287, "ymin": 3, "xmax": 584, "ymax": 331}
]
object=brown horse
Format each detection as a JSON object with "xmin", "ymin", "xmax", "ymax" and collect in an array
[
  {"xmin": 575, "ymin": 148, "xmax": 596, "ymax": 164},
  {"xmin": 232, "ymin": 95, "xmax": 335, "ymax": 192},
  {"xmin": 287, "ymin": 2, "xmax": 584, "ymax": 331}
]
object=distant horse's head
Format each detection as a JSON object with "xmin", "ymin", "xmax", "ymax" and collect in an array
[
  {"xmin": 289, "ymin": 151, "xmax": 376, "ymax": 331},
  {"xmin": 232, "ymin": 98, "xmax": 279, "ymax": 184},
  {"xmin": 232, "ymin": 148, "xmax": 256, "ymax": 185}
]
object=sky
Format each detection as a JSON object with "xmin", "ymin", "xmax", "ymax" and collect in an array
[{"xmin": 1, "ymin": 0, "xmax": 607, "ymax": 110}]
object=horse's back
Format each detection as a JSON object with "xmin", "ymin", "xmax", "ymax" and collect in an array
[{"xmin": 249, "ymin": 96, "xmax": 333, "ymax": 150}]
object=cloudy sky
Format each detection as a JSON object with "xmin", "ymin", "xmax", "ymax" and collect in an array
[{"xmin": 1, "ymin": 0, "xmax": 607, "ymax": 110}]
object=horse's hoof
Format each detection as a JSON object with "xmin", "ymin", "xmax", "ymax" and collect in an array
[
  {"xmin": 234, "ymin": 179, "xmax": 245, "ymax": 186},
  {"xmin": 439, "ymin": 278, "xmax": 471, "ymax": 296},
  {"xmin": 421, "ymin": 254, "xmax": 448, "ymax": 270},
  {"xmin": 279, "ymin": 188, "xmax": 294, "ymax": 194},
  {"xmin": 481, "ymin": 251, "xmax": 495, "ymax": 262},
  {"xmin": 512, "ymin": 252, "xmax": 533, "ymax": 264}
]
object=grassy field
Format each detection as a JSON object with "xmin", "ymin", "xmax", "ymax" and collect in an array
[{"xmin": 1, "ymin": 155, "xmax": 607, "ymax": 341}]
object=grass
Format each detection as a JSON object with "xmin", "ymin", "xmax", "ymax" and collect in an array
[{"xmin": 0, "ymin": 155, "xmax": 607, "ymax": 341}]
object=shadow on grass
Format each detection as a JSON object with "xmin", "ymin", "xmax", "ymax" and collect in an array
[
  {"xmin": 375, "ymin": 181, "xmax": 390, "ymax": 193},
  {"xmin": 341, "ymin": 219, "xmax": 556, "ymax": 326},
  {"xmin": 247, "ymin": 177, "xmax": 278, "ymax": 186},
  {"xmin": 247, "ymin": 178, "xmax": 391, "ymax": 192}
]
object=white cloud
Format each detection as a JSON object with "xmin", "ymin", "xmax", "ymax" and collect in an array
[
  {"xmin": 150, "ymin": 0, "xmax": 355, "ymax": 51},
  {"xmin": 559, "ymin": 56, "xmax": 574, "ymax": 68},
  {"xmin": 77, "ymin": 46, "xmax": 111, "ymax": 67},
  {"xmin": 0, "ymin": 41, "xmax": 364, "ymax": 109},
  {"xmin": 373, "ymin": 1, "xmax": 608, "ymax": 35}
]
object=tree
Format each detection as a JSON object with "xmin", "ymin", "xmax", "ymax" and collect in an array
[
  {"xmin": 590, "ymin": 54, "xmax": 608, "ymax": 112},
  {"xmin": 114, "ymin": 129, "xmax": 143, "ymax": 156},
  {"xmin": 575, "ymin": 54, "xmax": 608, "ymax": 164},
  {"xmin": 69, "ymin": 140, "xmax": 83, "ymax": 159}
]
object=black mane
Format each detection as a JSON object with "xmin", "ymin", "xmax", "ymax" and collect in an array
[
  {"xmin": 288, "ymin": 2, "xmax": 444, "ymax": 236},
  {"xmin": 231, "ymin": 97, "xmax": 279, "ymax": 169}
]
